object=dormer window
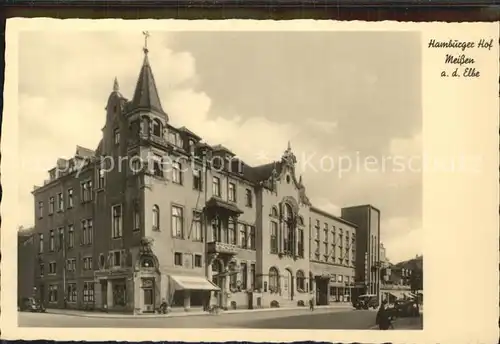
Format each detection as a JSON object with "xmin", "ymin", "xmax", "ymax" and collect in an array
[
  {"xmin": 114, "ymin": 129, "xmax": 120, "ymax": 144},
  {"xmin": 152, "ymin": 119, "xmax": 162, "ymax": 137}
]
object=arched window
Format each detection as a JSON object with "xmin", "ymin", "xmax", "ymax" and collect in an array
[
  {"xmin": 283, "ymin": 203, "xmax": 294, "ymax": 254},
  {"xmin": 284, "ymin": 203, "xmax": 293, "ymax": 221},
  {"xmin": 271, "ymin": 206, "xmax": 278, "ymax": 217},
  {"xmin": 152, "ymin": 119, "xmax": 162, "ymax": 137},
  {"xmin": 141, "ymin": 256, "xmax": 155, "ymax": 268},
  {"xmin": 269, "ymin": 267, "xmax": 280, "ymax": 292},
  {"xmin": 296, "ymin": 270, "xmax": 305, "ymax": 291},
  {"xmin": 152, "ymin": 205, "xmax": 160, "ymax": 231},
  {"xmin": 140, "ymin": 116, "xmax": 151, "ymax": 135}
]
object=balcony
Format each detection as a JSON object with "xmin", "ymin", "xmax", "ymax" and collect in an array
[
  {"xmin": 139, "ymin": 133, "xmax": 170, "ymax": 150},
  {"xmin": 207, "ymin": 241, "xmax": 238, "ymax": 255}
]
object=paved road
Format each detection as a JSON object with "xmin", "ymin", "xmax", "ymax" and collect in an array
[{"xmin": 19, "ymin": 309, "xmax": 422, "ymax": 329}]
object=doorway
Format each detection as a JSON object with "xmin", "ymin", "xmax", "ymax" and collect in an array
[{"xmin": 142, "ymin": 278, "xmax": 155, "ymax": 313}]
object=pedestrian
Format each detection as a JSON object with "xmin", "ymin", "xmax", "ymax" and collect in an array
[
  {"xmin": 375, "ymin": 300, "xmax": 392, "ymax": 330},
  {"xmin": 309, "ymin": 292, "xmax": 315, "ymax": 311}
]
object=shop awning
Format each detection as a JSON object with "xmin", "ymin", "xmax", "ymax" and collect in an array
[
  {"xmin": 389, "ymin": 291, "xmax": 405, "ymax": 300},
  {"xmin": 170, "ymin": 275, "xmax": 221, "ymax": 291}
]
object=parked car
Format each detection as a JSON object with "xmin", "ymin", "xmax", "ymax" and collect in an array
[
  {"xmin": 393, "ymin": 299, "xmax": 419, "ymax": 317},
  {"xmin": 353, "ymin": 294, "xmax": 379, "ymax": 310},
  {"xmin": 18, "ymin": 297, "xmax": 46, "ymax": 313}
]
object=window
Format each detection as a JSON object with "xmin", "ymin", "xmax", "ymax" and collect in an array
[
  {"xmin": 38, "ymin": 201, "xmax": 44, "ymax": 218},
  {"xmin": 112, "ymin": 251, "xmax": 121, "ymax": 267},
  {"xmin": 245, "ymin": 189, "xmax": 252, "ymax": 207},
  {"xmin": 49, "ymin": 285, "xmax": 58, "ymax": 302},
  {"xmin": 49, "ymin": 230, "xmax": 55, "ymax": 251},
  {"xmin": 81, "ymin": 180, "xmax": 92, "ymax": 202},
  {"xmin": 194, "ymin": 254, "xmax": 202, "ymax": 268},
  {"xmin": 248, "ymin": 226, "xmax": 255, "ymax": 250},
  {"xmin": 49, "ymin": 261, "xmax": 56, "ymax": 274},
  {"xmin": 133, "ymin": 203, "xmax": 140, "ymax": 231},
  {"xmin": 152, "ymin": 119, "xmax": 162, "ymax": 137},
  {"xmin": 296, "ymin": 270, "xmax": 305, "ymax": 291},
  {"xmin": 58, "ymin": 227, "xmax": 64, "ymax": 251},
  {"xmin": 172, "ymin": 161, "xmax": 182, "ymax": 184},
  {"xmin": 174, "ymin": 252, "xmax": 182, "ymax": 266},
  {"xmin": 228, "ymin": 182, "xmax": 236, "ymax": 202},
  {"xmin": 298, "ymin": 228, "xmax": 304, "ymax": 257},
  {"xmin": 67, "ymin": 283, "xmax": 77, "ymax": 302},
  {"xmin": 38, "ymin": 234, "xmax": 44, "ymax": 253},
  {"xmin": 270, "ymin": 221, "xmax": 278, "ymax": 253},
  {"xmin": 97, "ymin": 165, "xmax": 105, "ymax": 189},
  {"xmin": 191, "ymin": 211, "xmax": 202, "ymax": 241},
  {"xmin": 193, "ymin": 169, "xmax": 203, "ymax": 191},
  {"xmin": 212, "ymin": 217, "xmax": 221, "ymax": 242},
  {"xmin": 112, "ymin": 205, "xmax": 123, "ymax": 238},
  {"xmin": 39, "ymin": 263, "xmax": 44, "ymax": 277},
  {"xmin": 66, "ymin": 258, "xmax": 76, "ymax": 272},
  {"xmin": 250, "ymin": 263, "xmax": 256, "ymax": 289},
  {"xmin": 241, "ymin": 263, "xmax": 248, "ymax": 289},
  {"xmin": 99, "ymin": 254, "xmax": 105, "ymax": 269},
  {"xmin": 49, "ymin": 197, "xmax": 55, "ymax": 214},
  {"xmin": 152, "ymin": 205, "xmax": 160, "ymax": 231},
  {"xmin": 271, "ymin": 207, "xmax": 278, "ymax": 217},
  {"xmin": 228, "ymin": 218, "xmax": 236, "ymax": 245},
  {"xmin": 114, "ymin": 129, "xmax": 120, "ymax": 144},
  {"xmin": 81, "ymin": 219, "xmax": 93, "ymax": 245},
  {"xmin": 239, "ymin": 223, "xmax": 247, "ymax": 249},
  {"xmin": 153, "ymin": 154, "xmax": 164, "ymax": 178},
  {"xmin": 212, "ymin": 177, "xmax": 221, "ymax": 197},
  {"xmin": 67, "ymin": 189, "xmax": 74, "ymax": 208},
  {"xmin": 57, "ymin": 193, "xmax": 64, "ymax": 211},
  {"xmin": 269, "ymin": 267, "xmax": 279, "ymax": 291},
  {"xmin": 83, "ymin": 257, "xmax": 93, "ymax": 270},
  {"xmin": 229, "ymin": 270, "xmax": 237, "ymax": 290},
  {"xmin": 171, "ymin": 206, "xmax": 184, "ymax": 238},
  {"xmin": 83, "ymin": 282, "xmax": 95, "ymax": 302}
]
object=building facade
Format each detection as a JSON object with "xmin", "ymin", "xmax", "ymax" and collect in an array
[
  {"xmin": 29, "ymin": 45, "xmax": 378, "ymax": 314},
  {"xmin": 18, "ymin": 227, "xmax": 36, "ymax": 300},
  {"xmin": 341, "ymin": 205, "xmax": 382, "ymax": 300}
]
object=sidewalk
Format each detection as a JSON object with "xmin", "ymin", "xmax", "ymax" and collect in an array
[{"xmin": 44, "ymin": 303, "xmax": 353, "ymax": 319}]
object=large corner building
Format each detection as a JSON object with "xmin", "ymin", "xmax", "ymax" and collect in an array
[{"xmin": 30, "ymin": 44, "xmax": 382, "ymax": 313}]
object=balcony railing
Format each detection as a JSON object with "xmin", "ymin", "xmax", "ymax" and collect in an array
[{"xmin": 207, "ymin": 241, "xmax": 238, "ymax": 255}]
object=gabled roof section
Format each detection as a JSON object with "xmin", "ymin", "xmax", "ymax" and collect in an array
[
  {"xmin": 129, "ymin": 52, "xmax": 167, "ymax": 118},
  {"xmin": 75, "ymin": 145, "xmax": 95, "ymax": 158}
]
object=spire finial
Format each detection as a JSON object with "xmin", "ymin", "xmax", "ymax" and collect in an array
[
  {"xmin": 287, "ymin": 140, "xmax": 292, "ymax": 151},
  {"xmin": 142, "ymin": 31, "xmax": 150, "ymax": 54},
  {"xmin": 113, "ymin": 77, "xmax": 119, "ymax": 92}
]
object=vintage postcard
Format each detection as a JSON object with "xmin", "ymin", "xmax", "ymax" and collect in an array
[{"xmin": 1, "ymin": 19, "xmax": 498, "ymax": 343}]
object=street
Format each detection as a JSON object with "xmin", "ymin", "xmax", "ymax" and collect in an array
[{"xmin": 19, "ymin": 308, "xmax": 423, "ymax": 329}]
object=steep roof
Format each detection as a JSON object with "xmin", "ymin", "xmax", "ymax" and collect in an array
[{"xmin": 128, "ymin": 51, "xmax": 166, "ymax": 117}]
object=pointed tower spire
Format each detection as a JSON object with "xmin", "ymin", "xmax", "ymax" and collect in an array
[
  {"xmin": 113, "ymin": 77, "xmax": 120, "ymax": 92},
  {"xmin": 128, "ymin": 32, "xmax": 168, "ymax": 119},
  {"xmin": 287, "ymin": 140, "xmax": 292, "ymax": 151}
]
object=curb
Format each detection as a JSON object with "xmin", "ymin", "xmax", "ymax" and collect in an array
[{"xmin": 42, "ymin": 305, "xmax": 354, "ymax": 319}]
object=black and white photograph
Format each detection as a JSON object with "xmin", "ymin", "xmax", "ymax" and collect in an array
[{"xmin": 1, "ymin": 19, "xmax": 498, "ymax": 343}]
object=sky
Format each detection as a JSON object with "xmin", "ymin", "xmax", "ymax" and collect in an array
[{"xmin": 18, "ymin": 30, "xmax": 422, "ymax": 263}]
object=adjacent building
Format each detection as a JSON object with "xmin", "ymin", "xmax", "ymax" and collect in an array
[
  {"xmin": 18, "ymin": 227, "xmax": 36, "ymax": 300},
  {"xmin": 28, "ymin": 43, "xmax": 381, "ymax": 313},
  {"xmin": 341, "ymin": 205, "xmax": 382, "ymax": 301}
]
